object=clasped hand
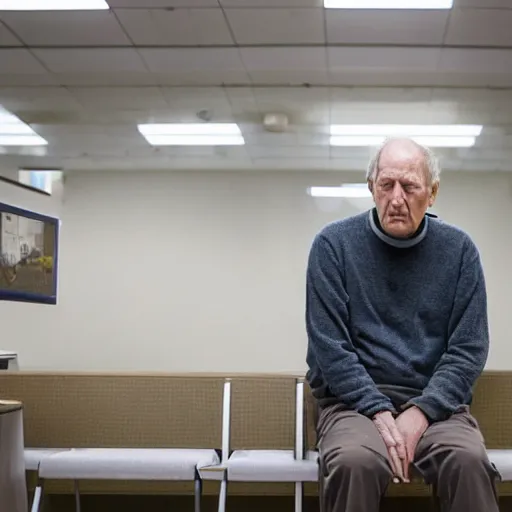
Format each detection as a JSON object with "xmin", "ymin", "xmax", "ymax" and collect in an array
[{"xmin": 372, "ymin": 406, "xmax": 429, "ymax": 483}]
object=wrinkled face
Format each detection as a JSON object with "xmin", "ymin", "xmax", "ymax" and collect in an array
[{"xmin": 368, "ymin": 140, "xmax": 439, "ymax": 238}]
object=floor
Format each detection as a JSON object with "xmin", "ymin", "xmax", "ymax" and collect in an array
[{"xmin": 41, "ymin": 494, "xmax": 512, "ymax": 512}]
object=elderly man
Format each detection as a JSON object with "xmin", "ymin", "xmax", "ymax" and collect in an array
[{"xmin": 305, "ymin": 138, "xmax": 499, "ymax": 512}]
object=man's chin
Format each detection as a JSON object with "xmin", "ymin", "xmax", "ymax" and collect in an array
[{"xmin": 382, "ymin": 223, "xmax": 413, "ymax": 239}]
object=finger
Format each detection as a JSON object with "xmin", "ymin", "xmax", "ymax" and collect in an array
[
  {"xmin": 403, "ymin": 441, "xmax": 416, "ymax": 482},
  {"xmin": 402, "ymin": 457, "xmax": 410, "ymax": 483},
  {"xmin": 387, "ymin": 422, "xmax": 407, "ymax": 461},
  {"xmin": 388, "ymin": 446, "xmax": 405, "ymax": 482},
  {"xmin": 373, "ymin": 419, "xmax": 396, "ymax": 449}
]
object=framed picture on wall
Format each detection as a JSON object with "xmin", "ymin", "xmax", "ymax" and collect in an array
[{"xmin": 0, "ymin": 202, "xmax": 59, "ymax": 305}]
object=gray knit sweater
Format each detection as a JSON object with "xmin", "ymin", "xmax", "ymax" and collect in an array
[{"xmin": 305, "ymin": 209, "xmax": 489, "ymax": 422}]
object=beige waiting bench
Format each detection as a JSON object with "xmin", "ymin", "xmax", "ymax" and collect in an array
[
  {"xmin": 1, "ymin": 371, "xmax": 512, "ymax": 512},
  {"xmin": 0, "ymin": 400, "xmax": 28, "ymax": 512}
]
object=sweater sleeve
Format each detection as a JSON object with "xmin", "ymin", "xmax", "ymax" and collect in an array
[
  {"xmin": 306, "ymin": 233, "xmax": 396, "ymax": 418},
  {"xmin": 408, "ymin": 238, "xmax": 489, "ymax": 422}
]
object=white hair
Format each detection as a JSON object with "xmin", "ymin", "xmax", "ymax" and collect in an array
[{"xmin": 365, "ymin": 137, "xmax": 441, "ymax": 185}]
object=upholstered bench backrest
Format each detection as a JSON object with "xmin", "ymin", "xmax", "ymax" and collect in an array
[{"xmin": 0, "ymin": 372, "xmax": 224, "ymax": 449}]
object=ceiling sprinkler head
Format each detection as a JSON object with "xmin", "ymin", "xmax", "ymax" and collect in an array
[{"xmin": 196, "ymin": 109, "xmax": 213, "ymax": 122}]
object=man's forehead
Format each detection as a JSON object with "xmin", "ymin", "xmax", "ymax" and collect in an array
[
  {"xmin": 376, "ymin": 141, "xmax": 427, "ymax": 180},
  {"xmin": 379, "ymin": 140, "xmax": 424, "ymax": 165},
  {"xmin": 377, "ymin": 167, "xmax": 424, "ymax": 182}
]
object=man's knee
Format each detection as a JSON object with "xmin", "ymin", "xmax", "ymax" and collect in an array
[
  {"xmin": 439, "ymin": 445, "xmax": 494, "ymax": 479},
  {"xmin": 321, "ymin": 445, "xmax": 391, "ymax": 479}
]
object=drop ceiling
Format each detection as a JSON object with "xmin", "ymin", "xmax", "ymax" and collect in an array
[{"xmin": 0, "ymin": 0, "xmax": 512, "ymax": 172}]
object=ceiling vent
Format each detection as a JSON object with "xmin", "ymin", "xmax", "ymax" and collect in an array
[{"xmin": 263, "ymin": 113, "xmax": 289, "ymax": 133}]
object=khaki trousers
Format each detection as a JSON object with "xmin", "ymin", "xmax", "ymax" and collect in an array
[
  {"xmin": 0, "ymin": 403, "xmax": 28, "ymax": 512},
  {"xmin": 317, "ymin": 404, "xmax": 499, "ymax": 512}
]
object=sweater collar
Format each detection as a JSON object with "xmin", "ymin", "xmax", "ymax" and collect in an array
[{"xmin": 369, "ymin": 208, "xmax": 429, "ymax": 248}]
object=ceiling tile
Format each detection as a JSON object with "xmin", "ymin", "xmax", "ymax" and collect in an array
[
  {"xmin": 225, "ymin": 8, "xmax": 324, "ymax": 45},
  {"xmin": 435, "ymin": 72, "xmax": 512, "ymax": 87},
  {"xmin": 159, "ymin": 87, "xmax": 233, "ymax": 121},
  {"xmin": 69, "ymin": 87, "xmax": 168, "ymax": 109},
  {"xmin": 241, "ymin": 47, "xmax": 328, "ymax": 84},
  {"xmin": 221, "ymin": 0, "xmax": 322, "ymax": 5},
  {"xmin": 139, "ymin": 48, "xmax": 244, "ymax": 72},
  {"xmin": 453, "ymin": 0, "xmax": 512, "ymax": 7},
  {"xmin": 108, "ymin": 0, "xmax": 219, "ymax": 5},
  {"xmin": 0, "ymin": 74, "xmax": 58, "ymax": 86},
  {"xmin": 140, "ymin": 48, "xmax": 249, "ymax": 85},
  {"xmin": 328, "ymin": 71, "xmax": 444, "ymax": 87},
  {"xmin": 225, "ymin": 87, "xmax": 259, "ymax": 119},
  {"xmin": 33, "ymin": 49, "xmax": 147, "ymax": 73},
  {"xmin": 253, "ymin": 87, "xmax": 329, "ymax": 124},
  {"xmin": 0, "ymin": 49, "xmax": 48, "ymax": 74},
  {"xmin": 241, "ymin": 47, "xmax": 327, "ymax": 70},
  {"xmin": 329, "ymin": 103, "xmax": 459, "ymax": 124},
  {"xmin": 0, "ymin": 11, "xmax": 130, "ymax": 46},
  {"xmin": 153, "ymin": 71, "xmax": 250, "ymax": 85},
  {"xmin": 54, "ymin": 73, "xmax": 159, "ymax": 87},
  {"xmin": 115, "ymin": 8, "xmax": 234, "ymax": 46},
  {"xmin": 445, "ymin": 8, "xmax": 512, "ymax": 46},
  {"xmin": 326, "ymin": 10, "xmax": 448, "ymax": 45},
  {"xmin": 0, "ymin": 21, "xmax": 21, "ymax": 46},
  {"xmin": 328, "ymin": 47, "xmax": 440, "ymax": 72},
  {"xmin": 346, "ymin": 87, "xmax": 433, "ymax": 102},
  {"xmin": 438, "ymin": 48, "xmax": 512, "ymax": 73},
  {"xmin": 247, "ymin": 146, "xmax": 329, "ymax": 159},
  {"xmin": 0, "ymin": 86, "xmax": 82, "ymax": 111}
]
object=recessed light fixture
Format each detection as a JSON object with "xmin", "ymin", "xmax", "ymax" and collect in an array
[
  {"xmin": 330, "ymin": 125, "xmax": 482, "ymax": 137},
  {"xmin": 324, "ymin": 0, "xmax": 453, "ymax": 8},
  {"xmin": 0, "ymin": 0, "xmax": 109, "ymax": 9},
  {"xmin": 308, "ymin": 184, "xmax": 372, "ymax": 198},
  {"xmin": 137, "ymin": 123, "xmax": 245, "ymax": 146},
  {"xmin": 19, "ymin": 169, "xmax": 63, "ymax": 195},
  {"xmin": 0, "ymin": 106, "xmax": 47, "ymax": 146},
  {"xmin": 329, "ymin": 124, "xmax": 482, "ymax": 148}
]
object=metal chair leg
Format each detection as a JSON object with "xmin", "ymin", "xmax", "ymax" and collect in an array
[
  {"xmin": 294, "ymin": 481, "xmax": 303, "ymax": 512},
  {"xmin": 74, "ymin": 480, "xmax": 81, "ymax": 512},
  {"xmin": 194, "ymin": 470, "xmax": 202, "ymax": 512},
  {"xmin": 217, "ymin": 473, "xmax": 227, "ymax": 512},
  {"xmin": 30, "ymin": 480, "xmax": 44, "ymax": 512}
]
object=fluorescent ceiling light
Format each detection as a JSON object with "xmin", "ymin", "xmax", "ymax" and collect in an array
[
  {"xmin": 324, "ymin": 0, "xmax": 453, "ymax": 8},
  {"xmin": 329, "ymin": 125, "xmax": 482, "ymax": 148},
  {"xmin": 411, "ymin": 136, "xmax": 476, "ymax": 148},
  {"xmin": 0, "ymin": 106, "xmax": 48, "ymax": 146},
  {"xmin": 0, "ymin": 0, "xmax": 109, "ymax": 9},
  {"xmin": 331, "ymin": 136, "xmax": 386, "ymax": 147},
  {"xmin": 143, "ymin": 135, "xmax": 245, "ymax": 146},
  {"xmin": 138, "ymin": 123, "xmax": 245, "ymax": 146},
  {"xmin": 330, "ymin": 124, "xmax": 482, "ymax": 137},
  {"xmin": 330, "ymin": 135, "xmax": 476, "ymax": 147},
  {"xmin": 309, "ymin": 184, "xmax": 372, "ymax": 198},
  {"xmin": 0, "ymin": 135, "xmax": 47, "ymax": 146},
  {"xmin": 0, "ymin": 124, "xmax": 34, "ymax": 135},
  {"xmin": 138, "ymin": 123, "xmax": 242, "ymax": 136}
]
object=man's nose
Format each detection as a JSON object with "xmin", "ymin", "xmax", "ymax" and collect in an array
[{"xmin": 391, "ymin": 183, "xmax": 404, "ymax": 204}]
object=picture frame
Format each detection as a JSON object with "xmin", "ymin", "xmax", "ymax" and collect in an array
[{"xmin": 0, "ymin": 202, "xmax": 59, "ymax": 305}]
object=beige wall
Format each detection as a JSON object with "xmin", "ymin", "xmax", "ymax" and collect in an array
[{"xmin": 0, "ymin": 169, "xmax": 511, "ymax": 372}]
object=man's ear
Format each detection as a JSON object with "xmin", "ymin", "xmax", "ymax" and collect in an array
[
  {"xmin": 368, "ymin": 180, "xmax": 373, "ymax": 194},
  {"xmin": 429, "ymin": 182, "xmax": 439, "ymax": 207}
]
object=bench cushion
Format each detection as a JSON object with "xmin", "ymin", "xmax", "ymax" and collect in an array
[
  {"xmin": 38, "ymin": 448, "xmax": 219, "ymax": 480},
  {"xmin": 488, "ymin": 449, "xmax": 512, "ymax": 481},
  {"xmin": 226, "ymin": 450, "xmax": 318, "ymax": 482},
  {"xmin": 24, "ymin": 448, "xmax": 69, "ymax": 471}
]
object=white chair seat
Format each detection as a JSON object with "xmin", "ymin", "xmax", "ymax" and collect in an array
[
  {"xmin": 226, "ymin": 449, "xmax": 318, "ymax": 482},
  {"xmin": 24, "ymin": 448, "xmax": 69, "ymax": 471},
  {"xmin": 38, "ymin": 448, "xmax": 219, "ymax": 481},
  {"xmin": 487, "ymin": 449, "xmax": 512, "ymax": 481}
]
